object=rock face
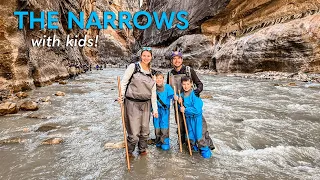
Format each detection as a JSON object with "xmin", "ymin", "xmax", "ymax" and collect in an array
[
  {"xmin": 137, "ymin": 0, "xmax": 320, "ymax": 74},
  {"xmin": 214, "ymin": 14, "xmax": 320, "ymax": 73},
  {"xmin": 137, "ymin": 0, "xmax": 230, "ymax": 46},
  {"xmin": 84, "ymin": 0, "xmax": 140, "ymax": 65},
  {"xmin": 0, "ymin": 0, "xmax": 83, "ymax": 95},
  {"xmin": 0, "ymin": 0, "xmax": 139, "ymax": 98},
  {"xmin": 203, "ymin": 0, "xmax": 320, "ymax": 73},
  {"xmin": 149, "ymin": 34, "xmax": 215, "ymax": 68}
]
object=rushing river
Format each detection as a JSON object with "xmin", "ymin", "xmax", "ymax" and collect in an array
[{"xmin": 1, "ymin": 68, "xmax": 320, "ymax": 180}]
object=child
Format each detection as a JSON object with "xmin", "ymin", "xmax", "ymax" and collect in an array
[
  {"xmin": 153, "ymin": 72, "xmax": 174, "ymax": 150},
  {"xmin": 179, "ymin": 76, "xmax": 213, "ymax": 158}
]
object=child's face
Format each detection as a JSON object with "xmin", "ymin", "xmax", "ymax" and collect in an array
[
  {"xmin": 156, "ymin": 75, "xmax": 164, "ymax": 86},
  {"xmin": 182, "ymin": 80, "xmax": 192, "ymax": 92}
]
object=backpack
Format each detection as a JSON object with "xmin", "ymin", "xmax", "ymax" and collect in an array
[
  {"xmin": 125, "ymin": 62, "xmax": 156, "ymax": 95},
  {"xmin": 168, "ymin": 65, "xmax": 191, "ymax": 78}
]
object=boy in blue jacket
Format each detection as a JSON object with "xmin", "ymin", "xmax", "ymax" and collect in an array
[
  {"xmin": 179, "ymin": 76, "xmax": 213, "ymax": 158},
  {"xmin": 153, "ymin": 72, "xmax": 174, "ymax": 150}
]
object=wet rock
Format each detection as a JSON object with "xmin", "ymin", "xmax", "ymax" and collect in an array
[
  {"xmin": 288, "ymin": 82, "xmax": 297, "ymax": 86},
  {"xmin": 305, "ymin": 83, "xmax": 320, "ymax": 89},
  {"xmin": 0, "ymin": 137, "xmax": 23, "ymax": 145},
  {"xmin": 104, "ymin": 141, "xmax": 125, "ymax": 149},
  {"xmin": 22, "ymin": 128, "xmax": 30, "ymax": 133},
  {"xmin": 200, "ymin": 94, "xmax": 213, "ymax": 99},
  {"xmin": 0, "ymin": 101, "xmax": 18, "ymax": 115},
  {"xmin": 38, "ymin": 96, "xmax": 51, "ymax": 103},
  {"xmin": 16, "ymin": 92, "xmax": 28, "ymax": 99},
  {"xmin": 59, "ymin": 81, "xmax": 67, "ymax": 85},
  {"xmin": 298, "ymin": 72, "xmax": 309, "ymax": 82},
  {"xmin": 20, "ymin": 101, "xmax": 39, "ymax": 111},
  {"xmin": 230, "ymin": 118, "xmax": 244, "ymax": 123},
  {"xmin": 27, "ymin": 113, "xmax": 52, "ymax": 119},
  {"xmin": 55, "ymin": 91, "xmax": 65, "ymax": 96},
  {"xmin": 36, "ymin": 124, "xmax": 60, "ymax": 132},
  {"xmin": 41, "ymin": 138, "xmax": 63, "ymax": 145},
  {"xmin": 147, "ymin": 138, "xmax": 156, "ymax": 145}
]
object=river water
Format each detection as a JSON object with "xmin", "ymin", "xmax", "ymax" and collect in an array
[{"xmin": 1, "ymin": 68, "xmax": 320, "ymax": 180}]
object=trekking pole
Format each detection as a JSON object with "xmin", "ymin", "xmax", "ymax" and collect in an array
[
  {"xmin": 174, "ymin": 86, "xmax": 182, "ymax": 152},
  {"xmin": 117, "ymin": 77, "xmax": 130, "ymax": 170},
  {"xmin": 178, "ymin": 90, "xmax": 193, "ymax": 156}
]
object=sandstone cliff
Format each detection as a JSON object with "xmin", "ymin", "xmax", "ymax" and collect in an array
[
  {"xmin": 0, "ymin": 0, "xmax": 139, "ymax": 99},
  {"xmin": 137, "ymin": 0, "xmax": 320, "ymax": 73}
]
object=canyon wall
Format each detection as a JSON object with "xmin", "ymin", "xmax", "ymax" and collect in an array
[
  {"xmin": 137, "ymin": 0, "xmax": 320, "ymax": 73},
  {"xmin": 0, "ymin": 0, "xmax": 139, "ymax": 98}
]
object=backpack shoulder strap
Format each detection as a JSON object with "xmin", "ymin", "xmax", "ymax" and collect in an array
[
  {"xmin": 186, "ymin": 66, "xmax": 191, "ymax": 77},
  {"xmin": 151, "ymin": 69, "xmax": 157, "ymax": 76},
  {"xmin": 133, "ymin": 62, "xmax": 141, "ymax": 74},
  {"xmin": 156, "ymin": 93, "xmax": 168, "ymax": 109}
]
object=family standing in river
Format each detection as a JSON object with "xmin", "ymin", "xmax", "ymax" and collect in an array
[{"xmin": 118, "ymin": 47, "xmax": 214, "ymax": 159}]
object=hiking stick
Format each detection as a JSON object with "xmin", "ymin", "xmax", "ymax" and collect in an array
[
  {"xmin": 178, "ymin": 90, "xmax": 193, "ymax": 156},
  {"xmin": 174, "ymin": 86, "xmax": 182, "ymax": 152},
  {"xmin": 117, "ymin": 76, "xmax": 130, "ymax": 170}
]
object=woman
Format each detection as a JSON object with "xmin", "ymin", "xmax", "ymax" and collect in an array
[{"xmin": 118, "ymin": 47, "xmax": 158, "ymax": 156}]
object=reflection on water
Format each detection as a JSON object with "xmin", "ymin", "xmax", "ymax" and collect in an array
[{"xmin": 1, "ymin": 68, "xmax": 320, "ymax": 179}]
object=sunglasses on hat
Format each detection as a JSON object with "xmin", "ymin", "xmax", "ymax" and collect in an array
[{"xmin": 142, "ymin": 47, "xmax": 152, "ymax": 51}]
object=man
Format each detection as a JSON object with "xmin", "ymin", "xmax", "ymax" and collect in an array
[
  {"xmin": 167, "ymin": 51, "xmax": 204, "ymax": 144},
  {"xmin": 167, "ymin": 51, "xmax": 203, "ymax": 96}
]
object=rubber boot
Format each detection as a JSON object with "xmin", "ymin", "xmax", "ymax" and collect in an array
[
  {"xmin": 161, "ymin": 138, "xmax": 170, "ymax": 151},
  {"xmin": 200, "ymin": 147, "xmax": 212, "ymax": 159}
]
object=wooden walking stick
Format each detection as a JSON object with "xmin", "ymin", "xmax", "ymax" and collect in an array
[
  {"xmin": 174, "ymin": 86, "xmax": 182, "ymax": 152},
  {"xmin": 117, "ymin": 76, "xmax": 130, "ymax": 170},
  {"xmin": 178, "ymin": 90, "xmax": 193, "ymax": 156}
]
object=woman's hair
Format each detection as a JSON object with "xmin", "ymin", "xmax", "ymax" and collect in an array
[{"xmin": 181, "ymin": 76, "xmax": 193, "ymax": 83}]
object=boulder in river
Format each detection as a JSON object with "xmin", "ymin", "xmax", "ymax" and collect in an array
[
  {"xmin": 55, "ymin": 91, "xmax": 65, "ymax": 96},
  {"xmin": 200, "ymin": 94, "xmax": 213, "ymax": 99},
  {"xmin": 104, "ymin": 141, "xmax": 125, "ymax": 149},
  {"xmin": 41, "ymin": 137, "xmax": 63, "ymax": 145},
  {"xmin": 36, "ymin": 124, "xmax": 60, "ymax": 132},
  {"xmin": 20, "ymin": 101, "xmax": 39, "ymax": 111},
  {"xmin": 22, "ymin": 128, "xmax": 30, "ymax": 133},
  {"xmin": 0, "ymin": 101, "xmax": 18, "ymax": 115},
  {"xmin": 287, "ymin": 82, "xmax": 297, "ymax": 86},
  {"xmin": 305, "ymin": 83, "xmax": 320, "ymax": 89},
  {"xmin": 59, "ymin": 81, "xmax": 67, "ymax": 85},
  {"xmin": 0, "ymin": 137, "xmax": 23, "ymax": 145},
  {"xmin": 38, "ymin": 96, "xmax": 51, "ymax": 103},
  {"xmin": 27, "ymin": 113, "xmax": 52, "ymax": 119}
]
